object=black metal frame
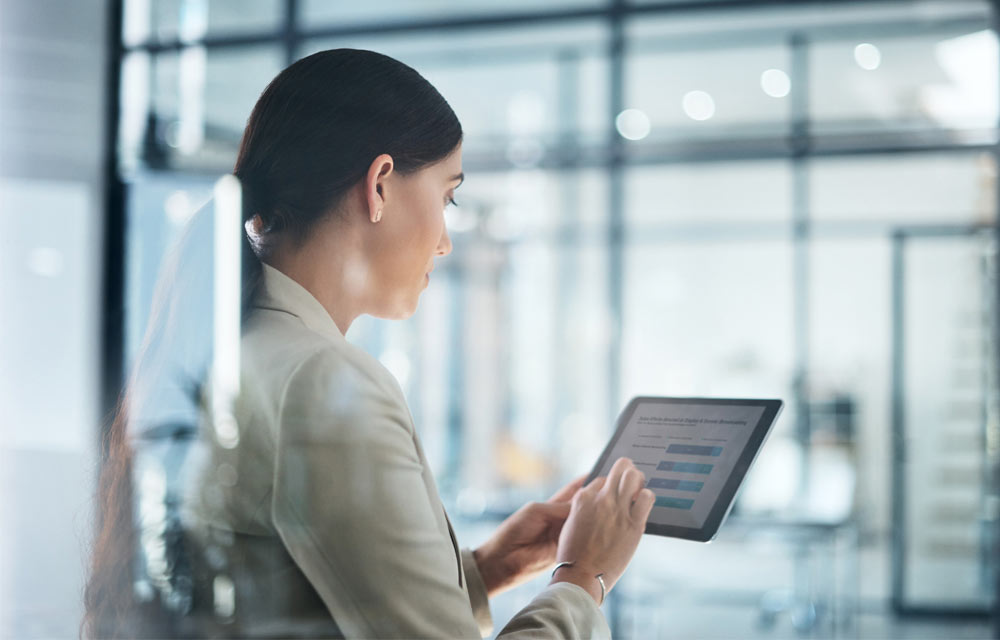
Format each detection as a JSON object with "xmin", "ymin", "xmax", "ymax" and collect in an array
[
  {"xmin": 120, "ymin": 0, "xmax": 916, "ymax": 54},
  {"xmin": 100, "ymin": 0, "xmax": 1000, "ymax": 633},
  {"xmin": 789, "ymin": 29, "xmax": 811, "ymax": 499},
  {"xmin": 99, "ymin": 0, "xmax": 126, "ymax": 460}
]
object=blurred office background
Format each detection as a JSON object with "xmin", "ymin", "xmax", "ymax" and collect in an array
[{"xmin": 2, "ymin": 0, "xmax": 999, "ymax": 637}]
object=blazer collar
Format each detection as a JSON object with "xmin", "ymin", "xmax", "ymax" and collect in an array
[{"xmin": 254, "ymin": 262, "xmax": 347, "ymax": 344}]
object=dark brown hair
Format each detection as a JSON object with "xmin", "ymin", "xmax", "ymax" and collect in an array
[
  {"xmin": 235, "ymin": 47, "xmax": 464, "ymax": 317},
  {"xmin": 83, "ymin": 48, "xmax": 462, "ymax": 638}
]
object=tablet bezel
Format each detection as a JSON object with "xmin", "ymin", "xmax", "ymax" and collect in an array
[{"xmin": 585, "ymin": 395, "xmax": 783, "ymax": 542}]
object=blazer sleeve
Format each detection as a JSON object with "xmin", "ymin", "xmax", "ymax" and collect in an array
[
  {"xmin": 460, "ymin": 547, "xmax": 494, "ymax": 635},
  {"xmin": 271, "ymin": 348, "xmax": 610, "ymax": 639}
]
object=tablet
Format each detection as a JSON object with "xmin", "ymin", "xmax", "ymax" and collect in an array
[{"xmin": 585, "ymin": 396, "xmax": 783, "ymax": 542}]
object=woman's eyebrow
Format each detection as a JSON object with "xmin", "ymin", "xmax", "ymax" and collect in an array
[{"xmin": 449, "ymin": 172, "xmax": 464, "ymax": 187}]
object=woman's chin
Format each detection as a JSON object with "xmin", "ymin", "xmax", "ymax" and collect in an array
[{"xmin": 373, "ymin": 284, "xmax": 426, "ymax": 320}]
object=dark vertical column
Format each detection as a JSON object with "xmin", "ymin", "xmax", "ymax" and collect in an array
[
  {"xmin": 445, "ymin": 267, "xmax": 466, "ymax": 500},
  {"xmin": 607, "ymin": 2, "xmax": 625, "ymax": 434},
  {"xmin": 789, "ymin": 31, "xmax": 812, "ymax": 504},
  {"xmin": 99, "ymin": 0, "xmax": 126, "ymax": 460},
  {"xmin": 889, "ymin": 230, "xmax": 907, "ymax": 613},
  {"xmin": 550, "ymin": 49, "xmax": 581, "ymax": 462},
  {"xmin": 606, "ymin": 0, "xmax": 626, "ymax": 635},
  {"xmin": 283, "ymin": 0, "xmax": 301, "ymax": 65}
]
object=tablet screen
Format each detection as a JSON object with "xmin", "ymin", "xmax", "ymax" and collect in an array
[{"xmin": 592, "ymin": 399, "xmax": 772, "ymax": 531}]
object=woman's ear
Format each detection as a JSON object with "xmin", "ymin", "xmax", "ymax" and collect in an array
[{"xmin": 365, "ymin": 153, "xmax": 394, "ymax": 223}]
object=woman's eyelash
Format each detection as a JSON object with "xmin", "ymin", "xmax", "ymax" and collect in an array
[{"xmin": 446, "ymin": 196, "xmax": 459, "ymax": 207}]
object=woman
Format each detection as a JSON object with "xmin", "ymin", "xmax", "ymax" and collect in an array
[{"xmin": 85, "ymin": 48, "xmax": 653, "ymax": 639}]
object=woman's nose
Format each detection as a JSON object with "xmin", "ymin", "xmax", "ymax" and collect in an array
[{"xmin": 436, "ymin": 226, "xmax": 452, "ymax": 256}]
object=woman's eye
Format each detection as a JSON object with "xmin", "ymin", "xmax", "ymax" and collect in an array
[{"xmin": 445, "ymin": 196, "xmax": 458, "ymax": 207}]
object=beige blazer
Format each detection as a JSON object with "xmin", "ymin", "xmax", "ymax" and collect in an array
[{"xmin": 179, "ymin": 262, "xmax": 610, "ymax": 639}]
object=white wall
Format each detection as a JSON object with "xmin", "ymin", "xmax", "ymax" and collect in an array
[{"xmin": 0, "ymin": 0, "xmax": 108, "ymax": 637}]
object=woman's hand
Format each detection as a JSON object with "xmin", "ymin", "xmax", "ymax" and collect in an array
[
  {"xmin": 472, "ymin": 475, "xmax": 586, "ymax": 598},
  {"xmin": 549, "ymin": 457, "xmax": 655, "ymax": 606}
]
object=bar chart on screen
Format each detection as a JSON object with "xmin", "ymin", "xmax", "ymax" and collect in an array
[{"xmin": 597, "ymin": 400, "xmax": 765, "ymax": 527}]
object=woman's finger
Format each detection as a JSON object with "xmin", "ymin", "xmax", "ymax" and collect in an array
[
  {"xmin": 602, "ymin": 457, "xmax": 631, "ymax": 497},
  {"xmin": 617, "ymin": 467, "xmax": 645, "ymax": 501},
  {"xmin": 548, "ymin": 474, "xmax": 587, "ymax": 503},
  {"xmin": 582, "ymin": 475, "xmax": 607, "ymax": 494},
  {"xmin": 630, "ymin": 488, "xmax": 655, "ymax": 523},
  {"xmin": 533, "ymin": 501, "xmax": 572, "ymax": 522}
]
